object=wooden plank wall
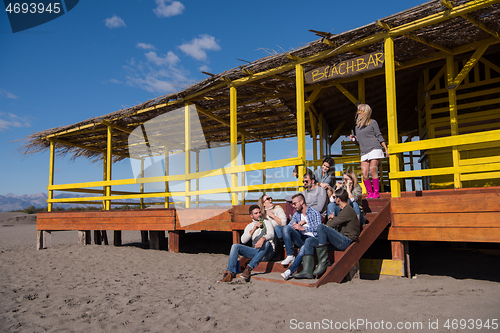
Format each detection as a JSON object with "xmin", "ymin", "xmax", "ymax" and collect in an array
[{"xmin": 388, "ymin": 190, "xmax": 500, "ymax": 243}]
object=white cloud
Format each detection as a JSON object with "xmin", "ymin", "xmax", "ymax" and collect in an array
[
  {"xmin": 179, "ymin": 34, "xmax": 221, "ymax": 61},
  {"xmin": 0, "ymin": 112, "xmax": 31, "ymax": 131},
  {"xmin": 0, "ymin": 89, "xmax": 18, "ymax": 99},
  {"xmin": 145, "ymin": 51, "xmax": 180, "ymax": 66},
  {"xmin": 121, "ymin": 50, "xmax": 192, "ymax": 94},
  {"xmin": 108, "ymin": 78, "xmax": 123, "ymax": 84},
  {"xmin": 198, "ymin": 65, "xmax": 211, "ymax": 73},
  {"xmin": 104, "ymin": 15, "xmax": 126, "ymax": 29},
  {"xmin": 136, "ymin": 43, "xmax": 156, "ymax": 50},
  {"xmin": 153, "ymin": 0, "xmax": 185, "ymax": 18}
]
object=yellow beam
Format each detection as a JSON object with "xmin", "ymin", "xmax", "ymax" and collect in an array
[
  {"xmin": 185, "ymin": 103, "xmax": 191, "ymax": 208},
  {"xmin": 377, "ymin": 19, "xmax": 452, "ymax": 54},
  {"xmin": 48, "ymin": 157, "xmax": 303, "ymax": 191},
  {"xmin": 164, "ymin": 148, "xmax": 169, "ymax": 208},
  {"xmin": 446, "ymin": 55, "xmax": 462, "ymax": 188},
  {"xmin": 450, "ymin": 44, "xmax": 489, "ymax": 88},
  {"xmin": 195, "ymin": 104, "xmax": 263, "ymax": 143},
  {"xmin": 390, "ymin": 162, "xmax": 500, "ymax": 179},
  {"xmin": 296, "ymin": 64, "xmax": 306, "ymax": 191},
  {"xmin": 388, "ymin": 129, "xmax": 500, "ymax": 154},
  {"xmin": 140, "ymin": 159, "xmax": 144, "ymax": 209},
  {"xmin": 334, "ymin": 83, "xmax": 359, "ymax": 105},
  {"xmin": 384, "ymin": 37, "xmax": 401, "ymax": 198},
  {"xmin": 48, "ymin": 141, "xmax": 55, "ymax": 212},
  {"xmin": 441, "ymin": 0, "xmax": 500, "ymax": 40},
  {"xmin": 230, "ymin": 86, "xmax": 238, "ymax": 205},
  {"xmin": 105, "ymin": 124, "xmax": 112, "ymax": 210},
  {"xmin": 48, "ymin": 138, "xmax": 129, "ymax": 158},
  {"xmin": 358, "ymin": 78, "xmax": 365, "ymax": 104}
]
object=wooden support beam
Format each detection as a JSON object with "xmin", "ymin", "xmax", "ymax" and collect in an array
[
  {"xmin": 114, "ymin": 231, "xmax": 122, "ymax": 246},
  {"xmin": 78, "ymin": 230, "xmax": 91, "ymax": 245},
  {"xmin": 446, "ymin": 55, "xmax": 462, "ymax": 188},
  {"xmin": 36, "ymin": 231, "xmax": 51, "ymax": 250},
  {"xmin": 441, "ymin": 0, "xmax": 500, "ymax": 40},
  {"xmin": 377, "ymin": 19, "xmax": 452, "ymax": 54},
  {"xmin": 195, "ymin": 104, "xmax": 263, "ymax": 143},
  {"xmin": 185, "ymin": 103, "xmax": 191, "ymax": 208},
  {"xmin": 230, "ymin": 87, "xmax": 239, "ymax": 205},
  {"xmin": 449, "ymin": 44, "xmax": 489, "ymax": 88},
  {"xmin": 168, "ymin": 230, "xmax": 180, "ymax": 252},
  {"xmin": 384, "ymin": 36, "xmax": 401, "ymax": 198},
  {"xmin": 48, "ymin": 141, "xmax": 55, "ymax": 212},
  {"xmin": 334, "ymin": 83, "xmax": 359, "ymax": 105},
  {"xmin": 150, "ymin": 231, "xmax": 166, "ymax": 250},
  {"xmin": 296, "ymin": 64, "xmax": 306, "ymax": 191}
]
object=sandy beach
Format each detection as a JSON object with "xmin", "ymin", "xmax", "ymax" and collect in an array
[{"xmin": 1, "ymin": 213, "xmax": 499, "ymax": 332}]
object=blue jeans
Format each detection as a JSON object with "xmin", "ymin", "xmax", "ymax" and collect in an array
[
  {"xmin": 283, "ymin": 224, "xmax": 311, "ymax": 257},
  {"xmin": 327, "ymin": 202, "xmax": 365, "ymax": 225},
  {"xmin": 287, "ymin": 237, "xmax": 318, "ymax": 274},
  {"xmin": 226, "ymin": 242, "xmax": 274, "ymax": 274},
  {"xmin": 317, "ymin": 224, "xmax": 353, "ymax": 251},
  {"xmin": 274, "ymin": 225, "xmax": 283, "ymax": 239}
]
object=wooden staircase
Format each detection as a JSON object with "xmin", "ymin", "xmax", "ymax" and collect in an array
[{"xmin": 250, "ymin": 197, "xmax": 392, "ymax": 287}]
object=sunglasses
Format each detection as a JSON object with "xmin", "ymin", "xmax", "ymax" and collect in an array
[{"xmin": 264, "ymin": 197, "xmax": 272, "ymax": 201}]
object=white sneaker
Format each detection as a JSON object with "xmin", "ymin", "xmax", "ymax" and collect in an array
[
  {"xmin": 281, "ymin": 255, "xmax": 295, "ymax": 266},
  {"xmin": 281, "ymin": 269, "xmax": 291, "ymax": 280}
]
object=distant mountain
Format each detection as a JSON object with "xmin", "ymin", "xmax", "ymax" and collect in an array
[
  {"xmin": 0, "ymin": 192, "xmax": 168, "ymax": 212},
  {"xmin": 0, "ymin": 192, "xmax": 101, "ymax": 212}
]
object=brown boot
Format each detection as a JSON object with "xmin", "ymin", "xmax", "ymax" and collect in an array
[
  {"xmin": 239, "ymin": 265, "xmax": 252, "ymax": 282},
  {"xmin": 218, "ymin": 270, "xmax": 233, "ymax": 283}
]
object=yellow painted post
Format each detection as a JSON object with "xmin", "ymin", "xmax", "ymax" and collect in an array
[
  {"xmin": 241, "ymin": 134, "xmax": 246, "ymax": 205},
  {"xmin": 140, "ymin": 158, "xmax": 144, "ymax": 209},
  {"xmin": 319, "ymin": 115, "xmax": 324, "ymax": 158},
  {"xmin": 185, "ymin": 103, "xmax": 191, "ymax": 208},
  {"xmin": 296, "ymin": 64, "xmax": 306, "ymax": 190},
  {"xmin": 195, "ymin": 149, "xmax": 199, "ymax": 208},
  {"xmin": 102, "ymin": 154, "xmax": 106, "ymax": 210},
  {"xmin": 262, "ymin": 141, "xmax": 266, "ymax": 196},
  {"xmin": 384, "ymin": 37, "xmax": 401, "ymax": 198},
  {"xmin": 48, "ymin": 141, "xmax": 55, "ymax": 212},
  {"xmin": 165, "ymin": 148, "xmax": 170, "ymax": 208},
  {"xmin": 446, "ymin": 55, "xmax": 462, "ymax": 188},
  {"xmin": 230, "ymin": 86, "xmax": 238, "ymax": 205},
  {"xmin": 358, "ymin": 78, "xmax": 365, "ymax": 103},
  {"xmin": 106, "ymin": 124, "xmax": 112, "ymax": 210}
]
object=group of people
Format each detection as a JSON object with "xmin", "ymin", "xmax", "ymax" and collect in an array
[{"xmin": 219, "ymin": 103, "xmax": 388, "ymax": 283}]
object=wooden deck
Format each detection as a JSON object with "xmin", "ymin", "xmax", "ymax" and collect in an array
[{"xmin": 37, "ymin": 187, "xmax": 500, "ymax": 285}]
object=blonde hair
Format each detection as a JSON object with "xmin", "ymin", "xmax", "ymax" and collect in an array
[
  {"xmin": 343, "ymin": 169, "xmax": 359, "ymax": 188},
  {"xmin": 355, "ymin": 104, "xmax": 372, "ymax": 127}
]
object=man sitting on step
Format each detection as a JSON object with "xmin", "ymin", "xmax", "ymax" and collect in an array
[
  {"xmin": 280, "ymin": 193, "xmax": 321, "ymax": 276},
  {"xmin": 218, "ymin": 205, "xmax": 275, "ymax": 283},
  {"xmin": 282, "ymin": 187, "xmax": 359, "ymax": 280}
]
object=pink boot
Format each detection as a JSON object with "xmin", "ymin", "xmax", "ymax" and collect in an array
[
  {"xmin": 372, "ymin": 178, "xmax": 380, "ymax": 199},
  {"xmin": 363, "ymin": 179, "xmax": 373, "ymax": 198}
]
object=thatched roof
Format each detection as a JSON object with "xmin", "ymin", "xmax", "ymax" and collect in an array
[{"xmin": 24, "ymin": 0, "xmax": 500, "ymax": 162}]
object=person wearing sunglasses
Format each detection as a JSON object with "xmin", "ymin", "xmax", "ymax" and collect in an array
[
  {"xmin": 258, "ymin": 195, "xmax": 286, "ymax": 239},
  {"xmin": 349, "ymin": 104, "xmax": 389, "ymax": 198}
]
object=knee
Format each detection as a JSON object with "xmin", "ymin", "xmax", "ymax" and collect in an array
[{"xmin": 317, "ymin": 224, "xmax": 325, "ymax": 232}]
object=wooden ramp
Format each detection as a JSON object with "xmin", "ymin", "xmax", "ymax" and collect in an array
[{"xmin": 251, "ymin": 199, "xmax": 392, "ymax": 287}]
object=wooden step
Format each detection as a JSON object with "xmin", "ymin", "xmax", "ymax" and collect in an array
[
  {"xmin": 251, "ymin": 272, "xmax": 316, "ymax": 287},
  {"xmin": 247, "ymin": 201, "xmax": 392, "ymax": 287},
  {"xmin": 314, "ymin": 201, "xmax": 391, "ymax": 287}
]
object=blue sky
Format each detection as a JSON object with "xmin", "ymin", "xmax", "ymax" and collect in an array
[{"xmin": 0, "ymin": 0, "xmax": 425, "ymax": 196}]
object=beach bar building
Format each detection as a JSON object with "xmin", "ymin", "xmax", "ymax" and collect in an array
[{"xmin": 29, "ymin": 0, "xmax": 500, "ymax": 286}]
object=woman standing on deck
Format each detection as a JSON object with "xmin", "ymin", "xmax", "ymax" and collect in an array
[{"xmin": 349, "ymin": 104, "xmax": 389, "ymax": 198}]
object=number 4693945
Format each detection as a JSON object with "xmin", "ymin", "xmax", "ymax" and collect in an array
[{"xmin": 5, "ymin": 3, "xmax": 61, "ymax": 14}]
